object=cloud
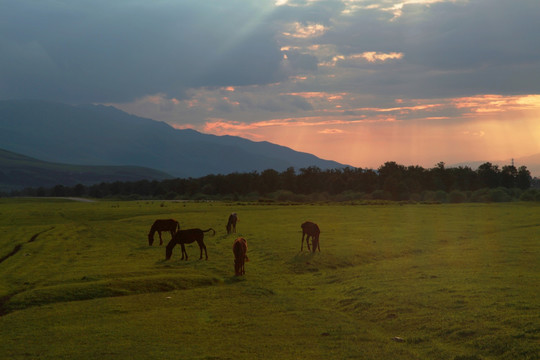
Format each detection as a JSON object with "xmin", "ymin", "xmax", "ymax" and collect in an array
[
  {"xmin": 0, "ymin": 0, "xmax": 286, "ymax": 103},
  {"xmin": 3, "ymin": 0, "xmax": 540, "ymax": 170},
  {"xmin": 319, "ymin": 128, "xmax": 344, "ymax": 134},
  {"xmin": 282, "ymin": 22, "xmax": 328, "ymax": 38},
  {"xmin": 3, "ymin": 0, "xmax": 539, "ymax": 105}
]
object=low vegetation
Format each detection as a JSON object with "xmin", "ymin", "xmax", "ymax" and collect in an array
[
  {"xmin": 6, "ymin": 161, "xmax": 539, "ymax": 203},
  {"xmin": 0, "ymin": 199, "xmax": 538, "ymax": 359}
]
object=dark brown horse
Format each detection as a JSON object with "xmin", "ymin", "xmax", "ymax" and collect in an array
[
  {"xmin": 165, "ymin": 228, "xmax": 215, "ymax": 260},
  {"xmin": 233, "ymin": 237, "xmax": 249, "ymax": 276},
  {"xmin": 301, "ymin": 221, "xmax": 320, "ymax": 252},
  {"xmin": 148, "ymin": 219, "xmax": 180, "ymax": 246},
  {"xmin": 226, "ymin": 212, "xmax": 238, "ymax": 234}
]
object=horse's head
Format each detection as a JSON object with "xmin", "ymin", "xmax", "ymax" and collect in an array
[
  {"xmin": 148, "ymin": 233, "xmax": 154, "ymax": 246},
  {"xmin": 165, "ymin": 245, "xmax": 173, "ymax": 260}
]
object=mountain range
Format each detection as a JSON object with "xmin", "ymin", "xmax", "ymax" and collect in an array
[
  {"xmin": 0, "ymin": 100, "xmax": 347, "ymax": 190},
  {"xmin": 1, "ymin": 100, "xmax": 538, "ymax": 192},
  {"xmin": 0, "ymin": 148, "xmax": 171, "ymax": 192}
]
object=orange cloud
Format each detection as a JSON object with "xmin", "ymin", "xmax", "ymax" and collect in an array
[
  {"xmin": 356, "ymin": 51, "xmax": 404, "ymax": 62},
  {"xmin": 282, "ymin": 22, "xmax": 327, "ymax": 38},
  {"xmin": 284, "ymin": 91, "xmax": 348, "ymax": 100},
  {"xmin": 320, "ymin": 52, "xmax": 404, "ymax": 67},
  {"xmin": 319, "ymin": 128, "xmax": 344, "ymax": 134},
  {"xmin": 452, "ymin": 94, "xmax": 540, "ymax": 114}
]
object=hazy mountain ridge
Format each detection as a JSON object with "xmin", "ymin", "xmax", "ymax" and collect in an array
[
  {"xmin": 0, "ymin": 148, "xmax": 172, "ymax": 191},
  {"xmin": 0, "ymin": 100, "xmax": 347, "ymax": 181}
]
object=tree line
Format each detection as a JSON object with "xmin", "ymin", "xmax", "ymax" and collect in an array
[{"xmin": 8, "ymin": 161, "xmax": 540, "ymax": 203}]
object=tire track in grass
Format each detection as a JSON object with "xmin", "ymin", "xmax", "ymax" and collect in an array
[
  {"xmin": 0, "ymin": 227, "xmax": 55, "ymax": 316},
  {"xmin": 0, "ymin": 227, "xmax": 54, "ymax": 264}
]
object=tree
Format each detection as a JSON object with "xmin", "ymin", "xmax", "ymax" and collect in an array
[
  {"xmin": 297, "ymin": 166, "xmax": 322, "ymax": 194},
  {"xmin": 73, "ymin": 183, "xmax": 85, "ymax": 197},
  {"xmin": 516, "ymin": 166, "xmax": 532, "ymax": 190},
  {"xmin": 378, "ymin": 162, "xmax": 407, "ymax": 200},
  {"xmin": 280, "ymin": 167, "xmax": 296, "ymax": 193},
  {"xmin": 477, "ymin": 162, "xmax": 500, "ymax": 188},
  {"xmin": 500, "ymin": 165, "xmax": 517, "ymax": 188},
  {"xmin": 259, "ymin": 169, "xmax": 280, "ymax": 194}
]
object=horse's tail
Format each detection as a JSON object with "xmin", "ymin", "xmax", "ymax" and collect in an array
[{"xmin": 202, "ymin": 228, "xmax": 216, "ymax": 236}]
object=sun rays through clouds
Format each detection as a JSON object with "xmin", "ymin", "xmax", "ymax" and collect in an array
[{"xmin": 6, "ymin": 0, "xmax": 539, "ymax": 169}]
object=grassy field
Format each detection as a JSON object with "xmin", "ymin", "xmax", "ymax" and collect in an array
[{"xmin": 0, "ymin": 199, "xmax": 538, "ymax": 360}]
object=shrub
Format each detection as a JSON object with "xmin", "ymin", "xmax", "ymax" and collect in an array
[
  {"xmin": 448, "ymin": 190, "xmax": 467, "ymax": 203},
  {"xmin": 435, "ymin": 190, "xmax": 448, "ymax": 203},
  {"xmin": 488, "ymin": 188, "xmax": 512, "ymax": 202},
  {"xmin": 520, "ymin": 189, "xmax": 538, "ymax": 201},
  {"xmin": 471, "ymin": 188, "xmax": 490, "ymax": 202},
  {"xmin": 335, "ymin": 191, "xmax": 366, "ymax": 202},
  {"xmin": 370, "ymin": 190, "xmax": 392, "ymax": 200},
  {"xmin": 421, "ymin": 190, "xmax": 437, "ymax": 202}
]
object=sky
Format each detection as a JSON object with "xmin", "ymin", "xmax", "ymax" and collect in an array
[{"xmin": 1, "ymin": 0, "xmax": 540, "ymax": 170}]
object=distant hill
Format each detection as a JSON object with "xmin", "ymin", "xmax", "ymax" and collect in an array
[
  {"xmin": 0, "ymin": 100, "xmax": 347, "ymax": 180},
  {"xmin": 0, "ymin": 148, "xmax": 172, "ymax": 191}
]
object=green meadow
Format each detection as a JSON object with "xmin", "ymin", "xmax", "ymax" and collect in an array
[{"xmin": 0, "ymin": 199, "xmax": 538, "ymax": 360}]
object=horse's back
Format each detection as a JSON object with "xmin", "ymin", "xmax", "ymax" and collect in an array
[
  {"xmin": 228, "ymin": 213, "xmax": 238, "ymax": 225},
  {"xmin": 174, "ymin": 228, "xmax": 204, "ymax": 243},
  {"xmin": 233, "ymin": 237, "xmax": 247, "ymax": 257},
  {"xmin": 153, "ymin": 218, "xmax": 178, "ymax": 229},
  {"xmin": 301, "ymin": 221, "xmax": 320, "ymax": 235}
]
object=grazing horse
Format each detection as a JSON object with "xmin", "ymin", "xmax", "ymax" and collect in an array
[
  {"xmin": 301, "ymin": 221, "xmax": 320, "ymax": 252},
  {"xmin": 226, "ymin": 212, "xmax": 238, "ymax": 234},
  {"xmin": 233, "ymin": 237, "xmax": 249, "ymax": 276},
  {"xmin": 165, "ymin": 228, "xmax": 215, "ymax": 260},
  {"xmin": 148, "ymin": 219, "xmax": 180, "ymax": 246}
]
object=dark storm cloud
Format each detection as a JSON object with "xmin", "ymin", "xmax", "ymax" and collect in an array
[
  {"xmin": 1, "ymin": 0, "xmax": 539, "ymax": 105},
  {"xmin": 317, "ymin": 0, "xmax": 540, "ymax": 98},
  {"xmin": 0, "ymin": 0, "xmax": 284, "ymax": 103}
]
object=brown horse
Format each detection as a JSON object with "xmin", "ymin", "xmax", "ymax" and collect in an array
[
  {"xmin": 165, "ymin": 228, "xmax": 215, "ymax": 260},
  {"xmin": 301, "ymin": 221, "xmax": 320, "ymax": 252},
  {"xmin": 226, "ymin": 212, "xmax": 238, "ymax": 234},
  {"xmin": 148, "ymin": 219, "xmax": 180, "ymax": 246},
  {"xmin": 233, "ymin": 237, "xmax": 249, "ymax": 276}
]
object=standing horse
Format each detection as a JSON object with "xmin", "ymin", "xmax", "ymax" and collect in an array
[
  {"xmin": 233, "ymin": 237, "xmax": 249, "ymax": 276},
  {"xmin": 301, "ymin": 221, "xmax": 320, "ymax": 252},
  {"xmin": 165, "ymin": 228, "xmax": 215, "ymax": 260},
  {"xmin": 226, "ymin": 212, "xmax": 238, "ymax": 234},
  {"xmin": 148, "ymin": 219, "xmax": 180, "ymax": 246}
]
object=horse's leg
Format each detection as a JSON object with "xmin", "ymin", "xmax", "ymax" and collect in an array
[
  {"xmin": 180, "ymin": 243, "xmax": 188, "ymax": 260},
  {"xmin": 199, "ymin": 241, "xmax": 208, "ymax": 260},
  {"xmin": 306, "ymin": 235, "xmax": 311, "ymax": 251},
  {"xmin": 158, "ymin": 231, "xmax": 163, "ymax": 246},
  {"xmin": 301, "ymin": 232, "xmax": 305, "ymax": 251}
]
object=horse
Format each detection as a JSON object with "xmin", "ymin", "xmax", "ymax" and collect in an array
[
  {"xmin": 301, "ymin": 221, "xmax": 320, "ymax": 252},
  {"xmin": 226, "ymin": 212, "xmax": 238, "ymax": 234},
  {"xmin": 148, "ymin": 219, "xmax": 180, "ymax": 246},
  {"xmin": 165, "ymin": 228, "xmax": 215, "ymax": 260},
  {"xmin": 233, "ymin": 237, "xmax": 249, "ymax": 276}
]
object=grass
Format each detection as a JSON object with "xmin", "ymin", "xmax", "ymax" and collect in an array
[{"xmin": 0, "ymin": 198, "xmax": 539, "ymax": 359}]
